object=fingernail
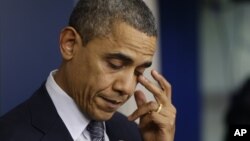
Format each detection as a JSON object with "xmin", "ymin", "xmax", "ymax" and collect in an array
[
  {"xmin": 153, "ymin": 70, "xmax": 159, "ymax": 75},
  {"xmin": 153, "ymin": 70, "xmax": 161, "ymax": 77}
]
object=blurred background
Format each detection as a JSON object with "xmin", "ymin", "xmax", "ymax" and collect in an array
[
  {"xmin": 1, "ymin": 0, "xmax": 250, "ymax": 141},
  {"xmin": 200, "ymin": 0, "xmax": 250, "ymax": 141}
]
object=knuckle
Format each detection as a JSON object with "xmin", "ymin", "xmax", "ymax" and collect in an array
[
  {"xmin": 166, "ymin": 83, "xmax": 172, "ymax": 90},
  {"xmin": 170, "ymin": 106, "xmax": 177, "ymax": 119},
  {"xmin": 167, "ymin": 104, "xmax": 176, "ymax": 114},
  {"xmin": 148, "ymin": 82, "xmax": 155, "ymax": 89},
  {"xmin": 147, "ymin": 101, "xmax": 157, "ymax": 109},
  {"xmin": 172, "ymin": 105, "xmax": 177, "ymax": 114}
]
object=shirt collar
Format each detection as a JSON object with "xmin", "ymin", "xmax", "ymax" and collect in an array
[{"xmin": 45, "ymin": 70, "xmax": 90, "ymax": 140}]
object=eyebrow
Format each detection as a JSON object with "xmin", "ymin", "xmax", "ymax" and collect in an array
[
  {"xmin": 105, "ymin": 53, "xmax": 152, "ymax": 68},
  {"xmin": 106, "ymin": 53, "xmax": 133, "ymax": 64}
]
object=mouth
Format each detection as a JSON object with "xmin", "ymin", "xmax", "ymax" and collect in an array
[{"xmin": 98, "ymin": 96, "xmax": 123, "ymax": 111}]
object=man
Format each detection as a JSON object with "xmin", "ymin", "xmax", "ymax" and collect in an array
[{"xmin": 0, "ymin": 0, "xmax": 176, "ymax": 141}]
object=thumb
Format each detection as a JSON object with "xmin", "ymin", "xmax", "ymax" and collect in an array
[
  {"xmin": 134, "ymin": 90, "xmax": 147, "ymax": 108},
  {"xmin": 128, "ymin": 90, "xmax": 147, "ymax": 121}
]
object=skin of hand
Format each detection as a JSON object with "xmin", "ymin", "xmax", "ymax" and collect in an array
[{"xmin": 128, "ymin": 70, "xmax": 176, "ymax": 141}]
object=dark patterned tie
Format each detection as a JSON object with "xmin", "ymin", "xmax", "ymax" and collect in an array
[{"xmin": 87, "ymin": 120, "xmax": 105, "ymax": 141}]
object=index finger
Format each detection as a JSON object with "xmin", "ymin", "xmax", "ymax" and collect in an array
[
  {"xmin": 151, "ymin": 70, "xmax": 172, "ymax": 101},
  {"xmin": 138, "ymin": 73, "xmax": 170, "ymax": 105}
]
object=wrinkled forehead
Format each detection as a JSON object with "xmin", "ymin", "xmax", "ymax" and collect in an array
[{"xmin": 110, "ymin": 22, "xmax": 157, "ymax": 56}]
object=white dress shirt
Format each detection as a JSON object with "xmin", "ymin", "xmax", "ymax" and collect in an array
[{"xmin": 45, "ymin": 70, "xmax": 109, "ymax": 141}]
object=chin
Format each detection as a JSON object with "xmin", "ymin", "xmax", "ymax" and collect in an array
[{"xmin": 92, "ymin": 111, "xmax": 115, "ymax": 121}]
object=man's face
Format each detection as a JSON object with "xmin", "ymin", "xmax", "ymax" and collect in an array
[{"xmin": 63, "ymin": 22, "xmax": 156, "ymax": 121}]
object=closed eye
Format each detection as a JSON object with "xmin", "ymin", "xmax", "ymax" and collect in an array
[
  {"xmin": 104, "ymin": 53, "xmax": 152, "ymax": 73},
  {"xmin": 105, "ymin": 53, "xmax": 132, "ymax": 70},
  {"xmin": 108, "ymin": 59, "xmax": 124, "ymax": 70}
]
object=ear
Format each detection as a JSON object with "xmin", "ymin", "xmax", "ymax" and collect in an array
[{"xmin": 59, "ymin": 26, "xmax": 82, "ymax": 60}]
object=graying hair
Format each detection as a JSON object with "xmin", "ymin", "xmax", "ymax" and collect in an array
[{"xmin": 69, "ymin": 0, "xmax": 157, "ymax": 45}]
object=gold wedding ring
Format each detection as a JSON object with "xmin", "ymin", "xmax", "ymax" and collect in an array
[{"xmin": 156, "ymin": 103, "xmax": 162, "ymax": 113}]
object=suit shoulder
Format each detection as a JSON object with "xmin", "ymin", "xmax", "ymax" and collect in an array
[
  {"xmin": 0, "ymin": 101, "xmax": 35, "ymax": 140},
  {"xmin": 0, "ymin": 84, "xmax": 46, "ymax": 126},
  {"xmin": 0, "ymin": 86, "xmax": 48, "ymax": 140},
  {"xmin": 0, "ymin": 100, "xmax": 30, "ymax": 125}
]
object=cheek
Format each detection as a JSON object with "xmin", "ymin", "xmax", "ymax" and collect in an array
[
  {"xmin": 91, "ymin": 73, "xmax": 115, "ymax": 92},
  {"xmin": 88, "ymin": 61, "xmax": 116, "ymax": 91}
]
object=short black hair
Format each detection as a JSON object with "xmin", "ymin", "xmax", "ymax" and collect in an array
[{"xmin": 69, "ymin": 0, "xmax": 157, "ymax": 45}]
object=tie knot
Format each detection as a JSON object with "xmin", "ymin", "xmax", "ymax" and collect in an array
[{"xmin": 87, "ymin": 121, "xmax": 104, "ymax": 141}]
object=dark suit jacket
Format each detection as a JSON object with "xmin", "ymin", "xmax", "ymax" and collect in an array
[{"xmin": 0, "ymin": 84, "xmax": 142, "ymax": 141}]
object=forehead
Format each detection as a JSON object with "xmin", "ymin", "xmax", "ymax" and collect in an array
[{"xmin": 109, "ymin": 22, "xmax": 157, "ymax": 57}]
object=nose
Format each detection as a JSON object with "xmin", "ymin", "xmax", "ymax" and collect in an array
[{"xmin": 113, "ymin": 71, "xmax": 137, "ymax": 95}]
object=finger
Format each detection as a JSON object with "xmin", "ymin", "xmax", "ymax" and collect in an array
[
  {"xmin": 128, "ymin": 101, "xmax": 158, "ymax": 121},
  {"xmin": 138, "ymin": 75, "xmax": 168, "ymax": 104},
  {"xmin": 134, "ymin": 90, "xmax": 147, "ymax": 108},
  {"xmin": 139, "ymin": 107, "xmax": 177, "ymax": 129},
  {"xmin": 160, "ymin": 105, "xmax": 177, "ymax": 118},
  {"xmin": 151, "ymin": 70, "xmax": 172, "ymax": 101},
  {"xmin": 139, "ymin": 112, "xmax": 169, "ymax": 129}
]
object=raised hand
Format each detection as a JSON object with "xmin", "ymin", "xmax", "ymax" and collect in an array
[{"xmin": 128, "ymin": 70, "xmax": 176, "ymax": 141}]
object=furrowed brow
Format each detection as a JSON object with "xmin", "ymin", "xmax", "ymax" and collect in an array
[{"xmin": 105, "ymin": 53, "xmax": 152, "ymax": 68}]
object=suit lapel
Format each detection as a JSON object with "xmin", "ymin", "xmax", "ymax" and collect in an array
[{"xmin": 29, "ymin": 84, "xmax": 73, "ymax": 141}]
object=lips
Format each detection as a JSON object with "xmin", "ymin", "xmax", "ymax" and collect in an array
[
  {"xmin": 102, "ymin": 97, "xmax": 122, "ymax": 104},
  {"xmin": 98, "ymin": 95, "xmax": 124, "ymax": 110}
]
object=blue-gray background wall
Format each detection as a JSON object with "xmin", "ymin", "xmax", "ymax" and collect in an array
[
  {"xmin": 0, "ymin": 0, "xmax": 200, "ymax": 141},
  {"xmin": 159, "ymin": 1, "xmax": 200, "ymax": 141},
  {"xmin": 0, "ymin": 0, "xmax": 73, "ymax": 114}
]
